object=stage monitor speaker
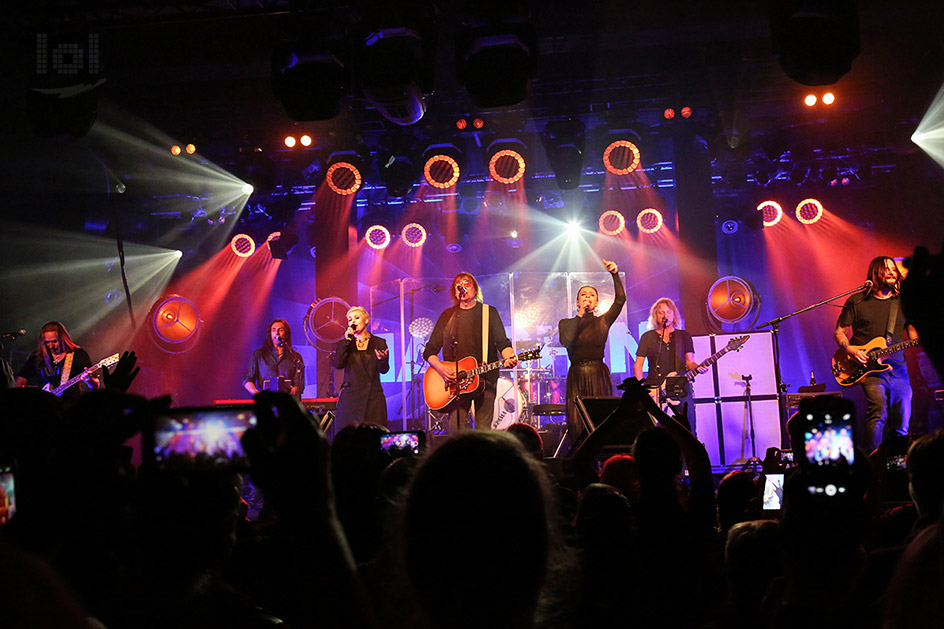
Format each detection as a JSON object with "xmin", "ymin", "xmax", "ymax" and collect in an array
[{"xmin": 574, "ymin": 396, "xmax": 621, "ymax": 433}]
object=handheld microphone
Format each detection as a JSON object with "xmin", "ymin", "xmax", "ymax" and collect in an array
[
  {"xmin": 1, "ymin": 329, "xmax": 27, "ymax": 340},
  {"xmin": 350, "ymin": 323, "xmax": 357, "ymax": 331},
  {"xmin": 583, "ymin": 304, "xmax": 592, "ymax": 315}
]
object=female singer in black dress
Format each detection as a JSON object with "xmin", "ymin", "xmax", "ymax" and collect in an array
[
  {"xmin": 558, "ymin": 259, "xmax": 626, "ymax": 444},
  {"xmin": 333, "ymin": 306, "xmax": 390, "ymax": 428}
]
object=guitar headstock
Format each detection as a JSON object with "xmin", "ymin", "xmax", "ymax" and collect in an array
[
  {"xmin": 727, "ymin": 336, "xmax": 750, "ymax": 352},
  {"xmin": 101, "ymin": 353, "xmax": 121, "ymax": 369},
  {"xmin": 519, "ymin": 345, "xmax": 543, "ymax": 362}
]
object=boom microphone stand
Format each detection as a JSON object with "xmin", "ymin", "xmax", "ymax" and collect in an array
[{"xmin": 754, "ymin": 280, "xmax": 873, "ymax": 446}]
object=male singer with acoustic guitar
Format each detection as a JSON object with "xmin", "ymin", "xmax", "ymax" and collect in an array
[
  {"xmin": 834, "ymin": 256, "xmax": 918, "ymax": 452},
  {"xmin": 423, "ymin": 273, "xmax": 518, "ymax": 433}
]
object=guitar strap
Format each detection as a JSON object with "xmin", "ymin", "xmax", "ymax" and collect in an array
[
  {"xmin": 482, "ymin": 304, "xmax": 489, "ymax": 370},
  {"xmin": 885, "ymin": 299, "xmax": 899, "ymax": 344},
  {"xmin": 60, "ymin": 352, "xmax": 74, "ymax": 387}
]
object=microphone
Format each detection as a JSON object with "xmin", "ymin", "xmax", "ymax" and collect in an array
[
  {"xmin": 276, "ymin": 335, "xmax": 285, "ymax": 347},
  {"xmin": 350, "ymin": 323, "xmax": 357, "ymax": 331},
  {"xmin": 661, "ymin": 316, "xmax": 668, "ymax": 328},
  {"xmin": 457, "ymin": 284, "xmax": 467, "ymax": 297},
  {"xmin": 862, "ymin": 280, "xmax": 873, "ymax": 290},
  {"xmin": 1, "ymin": 329, "xmax": 26, "ymax": 340},
  {"xmin": 583, "ymin": 304, "xmax": 592, "ymax": 315}
]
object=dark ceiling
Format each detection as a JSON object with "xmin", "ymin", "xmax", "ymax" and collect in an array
[{"xmin": 3, "ymin": 1, "xmax": 944, "ymax": 236}]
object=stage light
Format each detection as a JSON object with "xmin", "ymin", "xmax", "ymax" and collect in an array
[
  {"xmin": 487, "ymin": 141, "xmax": 527, "ymax": 185},
  {"xmin": 174, "ymin": 250, "xmax": 183, "ymax": 258},
  {"xmin": 757, "ymin": 200, "xmax": 784, "ymax": 227},
  {"xmin": 771, "ymin": 0, "xmax": 860, "ymax": 86},
  {"xmin": 795, "ymin": 198, "xmax": 824, "ymax": 224},
  {"xmin": 603, "ymin": 139, "xmax": 641, "ymax": 175},
  {"xmin": 147, "ymin": 295, "xmax": 202, "ymax": 353},
  {"xmin": 804, "ymin": 94, "xmax": 817, "ymax": 107},
  {"xmin": 268, "ymin": 231, "xmax": 299, "ymax": 259},
  {"xmin": 423, "ymin": 144, "xmax": 463, "ymax": 188},
  {"xmin": 379, "ymin": 153, "xmax": 417, "ymax": 197},
  {"xmin": 472, "ymin": 117, "xmax": 485, "ymax": 129},
  {"xmin": 230, "ymin": 234, "xmax": 256, "ymax": 257},
  {"xmin": 284, "ymin": 135, "xmax": 297, "ymax": 148},
  {"xmin": 822, "ymin": 92, "xmax": 835, "ymax": 105},
  {"xmin": 509, "ymin": 229, "xmax": 518, "ymax": 239},
  {"xmin": 241, "ymin": 183, "xmax": 254, "ymax": 195},
  {"xmin": 325, "ymin": 159, "xmax": 363, "ymax": 196},
  {"xmin": 514, "ymin": 306, "xmax": 539, "ymax": 329},
  {"xmin": 707, "ymin": 276, "xmax": 760, "ymax": 328},
  {"xmin": 598, "ymin": 210, "xmax": 626, "ymax": 236},
  {"xmin": 566, "ymin": 222, "xmax": 581, "ymax": 237},
  {"xmin": 299, "ymin": 134, "xmax": 312, "ymax": 147},
  {"xmin": 664, "ymin": 108, "xmax": 676, "ymax": 120},
  {"xmin": 542, "ymin": 117, "xmax": 586, "ymax": 190},
  {"xmin": 409, "ymin": 317, "xmax": 434, "ymax": 339},
  {"xmin": 401, "ymin": 223, "xmax": 428, "ymax": 247},
  {"xmin": 170, "ymin": 144, "xmax": 182, "ymax": 156},
  {"xmin": 185, "ymin": 143, "xmax": 196, "ymax": 155},
  {"xmin": 456, "ymin": 118, "xmax": 468, "ymax": 130},
  {"xmin": 636, "ymin": 208, "xmax": 664, "ymax": 234},
  {"xmin": 365, "ymin": 224, "xmax": 391, "ymax": 250},
  {"xmin": 721, "ymin": 220, "xmax": 740, "ymax": 234},
  {"xmin": 680, "ymin": 106, "xmax": 693, "ymax": 118}
]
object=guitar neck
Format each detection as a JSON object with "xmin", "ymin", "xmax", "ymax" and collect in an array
[
  {"xmin": 463, "ymin": 351, "xmax": 535, "ymax": 378},
  {"xmin": 685, "ymin": 346, "xmax": 732, "ymax": 380},
  {"xmin": 874, "ymin": 338, "xmax": 920, "ymax": 358}
]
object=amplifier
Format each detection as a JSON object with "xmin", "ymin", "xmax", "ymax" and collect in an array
[
  {"xmin": 213, "ymin": 398, "xmax": 338, "ymax": 413},
  {"xmin": 785, "ymin": 392, "xmax": 843, "ymax": 418}
]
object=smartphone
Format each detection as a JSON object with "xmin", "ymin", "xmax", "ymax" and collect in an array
[
  {"xmin": 380, "ymin": 431, "xmax": 426, "ymax": 458},
  {"xmin": 780, "ymin": 449, "xmax": 794, "ymax": 466},
  {"xmin": 0, "ymin": 460, "xmax": 16, "ymax": 527},
  {"xmin": 800, "ymin": 401, "xmax": 855, "ymax": 467},
  {"xmin": 886, "ymin": 453, "xmax": 908, "ymax": 472},
  {"xmin": 762, "ymin": 473, "xmax": 785, "ymax": 511},
  {"xmin": 151, "ymin": 406, "xmax": 257, "ymax": 465}
]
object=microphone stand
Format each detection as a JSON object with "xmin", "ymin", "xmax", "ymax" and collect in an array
[{"xmin": 754, "ymin": 282, "xmax": 872, "ymax": 448}]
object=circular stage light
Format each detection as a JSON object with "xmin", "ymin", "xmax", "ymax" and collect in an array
[
  {"xmin": 796, "ymin": 198, "xmax": 824, "ymax": 224},
  {"xmin": 636, "ymin": 208, "xmax": 664, "ymax": 234},
  {"xmin": 365, "ymin": 225, "xmax": 391, "ymax": 250},
  {"xmin": 757, "ymin": 200, "xmax": 784, "ymax": 227},
  {"xmin": 599, "ymin": 210, "xmax": 626, "ymax": 236},
  {"xmin": 488, "ymin": 149, "xmax": 526, "ymax": 184},
  {"xmin": 284, "ymin": 135, "xmax": 297, "ymax": 148},
  {"xmin": 326, "ymin": 161, "xmax": 362, "ymax": 195},
  {"xmin": 230, "ymin": 234, "xmax": 256, "ymax": 257},
  {"xmin": 603, "ymin": 140, "xmax": 641, "ymax": 175},
  {"xmin": 707, "ymin": 276, "xmax": 760, "ymax": 328},
  {"xmin": 147, "ymin": 294, "xmax": 202, "ymax": 353},
  {"xmin": 304, "ymin": 297, "xmax": 352, "ymax": 346},
  {"xmin": 424, "ymin": 154, "xmax": 460, "ymax": 188},
  {"xmin": 409, "ymin": 317, "xmax": 434, "ymax": 339},
  {"xmin": 401, "ymin": 223, "xmax": 427, "ymax": 247}
]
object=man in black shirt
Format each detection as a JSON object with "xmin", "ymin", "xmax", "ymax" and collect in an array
[
  {"xmin": 15, "ymin": 321, "xmax": 99, "ymax": 401},
  {"xmin": 243, "ymin": 319, "xmax": 305, "ymax": 399},
  {"xmin": 634, "ymin": 297, "xmax": 705, "ymax": 434},
  {"xmin": 424, "ymin": 273, "xmax": 518, "ymax": 432},
  {"xmin": 835, "ymin": 256, "xmax": 917, "ymax": 452}
]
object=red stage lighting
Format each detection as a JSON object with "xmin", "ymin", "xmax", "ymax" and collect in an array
[
  {"xmin": 230, "ymin": 234, "xmax": 256, "ymax": 257},
  {"xmin": 603, "ymin": 140, "xmax": 641, "ymax": 175},
  {"xmin": 325, "ymin": 161, "xmax": 363, "ymax": 195},
  {"xmin": 488, "ymin": 148, "xmax": 526, "ymax": 184},
  {"xmin": 795, "ymin": 198, "xmax": 824, "ymax": 224},
  {"xmin": 456, "ymin": 118, "xmax": 468, "ymax": 130},
  {"xmin": 636, "ymin": 208, "xmax": 663, "ymax": 234},
  {"xmin": 170, "ymin": 145, "xmax": 182, "ymax": 156},
  {"xmin": 822, "ymin": 92, "xmax": 836, "ymax": 105},
  {"xmin": 680, "ymin": 106, "xmax": 693, "ymax": 118},
  {"xmin": 299, "ymin": 134, "xmax": 313, "ymax": 147},
  {"xmin": 663, "ymin": 108, "xmax": 676, "ymax": 120},
  {"xmin": 598, "ymin": 210, "xmax": 626, "ymax": 236},
  {"xmin": 757, "ymin": 200, "xmax": 784, "ymax": 227},
  {"xmin": 707, "ymin": 276, "xmax": 758, "ymax": 326},
  {"xmin": 401, "ymin": 223, "xmax": 427, "ymax": 247},
  {"xmin": 365, "ymin": 225, "xmax": 391, "ymax": 250},
  {"xmin": 804, "ymin": 94, "xmax": 817, "ymax": 107},
  {"xmin": 424, "ymin": 154, "xmax": 460, "ymax": 188},
  {"xmin": 185, "ymin": 143, "xmax": 196, "ymax": 155},
  {"xmin": 472, "ymin": 117, "xmax": 485, "ymax": 129},
  {"xmin": 284, "ymin": 136, "xmax": 297, "ymax": 148},
  {"xmin": 148, "ymin": 295, "xmax": 202, "ymax": 353}
]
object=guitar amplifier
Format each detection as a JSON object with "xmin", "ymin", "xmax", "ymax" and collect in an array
[{"xmin": 785, "ymin": 392, "xmax": 843, "ymax": 418}]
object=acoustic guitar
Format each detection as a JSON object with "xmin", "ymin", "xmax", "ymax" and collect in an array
[
  {"xmin": 831, "ymin": 337, "xmax": 920, "ymax": 386},
  {"xmin": 424, "ymin": 347, "xmax": 542, "ymax": 411},
  {"xmin": 43, "ymin": 353, "xmax": 120, "ymax": 397}
]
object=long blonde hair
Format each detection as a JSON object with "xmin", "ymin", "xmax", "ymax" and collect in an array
[{"xmin": 647, "ymin": 297, "xmax": 683, "ymax": 330}]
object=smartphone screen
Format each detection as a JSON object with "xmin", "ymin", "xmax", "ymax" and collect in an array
[
  {"xmin": 153, "ymin": 407, "xmax": 257, "ymax": 463},
  {"xmin": 0, "ymin": 461, "xmax": 16, "ymax": 526},
  {"xmin": 380, "ymin": 431, "xmax": 426, "ymax": 457},
  {"xmin": 803, "ymin": 415, "xmax": 854, "ymax": 466},
  {"xmin": 762, "ymin": 473, "xmax": 785, "ymax": 511}
]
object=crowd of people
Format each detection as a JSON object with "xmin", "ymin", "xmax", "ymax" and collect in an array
[{"xmin": 0, "ymin": 243, "xmax": 942, "ymax": 629}]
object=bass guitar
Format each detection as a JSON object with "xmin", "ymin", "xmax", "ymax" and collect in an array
[
  {"xmin": 424, "ymin": 347, "xmax": 542, "ymax": 411},
  {"xmin": 650, "ymin": 335, "xmax": 750, "ymax": 405},
  {"xmin": 43, "ymin": 353, "xmax": 120, "ymax": 397},
  {"xmin": 831, "ymin": 337, "xmax": 920, "ymax": 386}
]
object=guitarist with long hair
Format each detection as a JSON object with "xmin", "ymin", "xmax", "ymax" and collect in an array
[
  {"xmin": 423, "ymin": 273, "xmax": 518, "ymax": 432},
  {"xmin": 834, "ymin": 256, "xmax": 917, "ymax": 452},
  {"xmin": 15, "ymin": 321, "xmax": 100, "ymax": 401}
]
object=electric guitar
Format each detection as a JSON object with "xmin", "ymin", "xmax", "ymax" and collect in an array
[
  {"xmin": 43, "ymin": 353, "xmax": 120, "ymax": 397},
  {"xmin": 831, "ymin": 337, "xmax": 920, "ymax": 386},
  {"xmin": 650, "ymin": 335, "xmax": 750, "ymax": 405},
  {"xmin": 424, "ymin": 347, "xmax": 542, "ymax": 411}
]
